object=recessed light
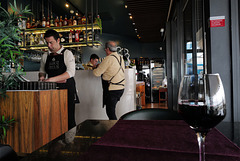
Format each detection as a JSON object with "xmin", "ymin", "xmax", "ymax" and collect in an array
[
  {"xmin": 133, "ymin": 22, "xmax": 135, "ymax": 25},
  {"xmin": 65, "ymin": 3, "xmax": 69, "ymax": 8},
  {"xmin": 129, "ymin": 15, "xmax": 133, "ymax": 19},
  {"xmin": 125, "ymin": 5, "xmax": 128, "ymax": 8}
]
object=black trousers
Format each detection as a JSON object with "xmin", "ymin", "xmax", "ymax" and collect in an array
[{"xmin": 106, "ymin": 89, "xmax": 124, "ymax": 120}]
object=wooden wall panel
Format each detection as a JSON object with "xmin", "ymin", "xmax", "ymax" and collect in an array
[{"xmin": 0, "ymin": 90, "xmax": 68, "ymax": 153}]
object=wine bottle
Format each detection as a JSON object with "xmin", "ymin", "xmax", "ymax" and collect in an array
[
  {"xmin": 54, "ymin": 16, "xmax": 59, "ymax": 27},
  {"xmin": 42, "ymin": 15, "xmax": 46, "ymax": 28},
  {"xmin": 46, "ymin": 16, "xmax": 50, "ymax": 27},
  {"xmin": 63, "ymin": 15, "xmax": 68, "ymax": 26},
  {"xmin": 59, "ymin": 16, "xmax": 63, "ymax": 27},
  {"xmin": 50, "ymin": 14, "xmax": 54, "ymax": 27},
  {"xmin": 69, "ymin": 30, "xmax": 73, "ymax": 43},
  {"xmin": 73, "ymin": 16, "xmax": 77, "ymax": 26},
  {"xmin": 68, "ymin": 16, "xmax": 73, "ymax": 26},
  {"xmin": 26, "ymin": 17, "xmax": 31, "ymax": 29}
]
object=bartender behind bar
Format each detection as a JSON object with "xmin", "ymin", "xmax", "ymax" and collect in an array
[{"xmin": 38, "ymin": 29, "xmax": 79, "ymax": 130}]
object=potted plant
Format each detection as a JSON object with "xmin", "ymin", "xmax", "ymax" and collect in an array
[{"xmin": 0, "ymin": 0, "xmax": 31, "ymax": 141}]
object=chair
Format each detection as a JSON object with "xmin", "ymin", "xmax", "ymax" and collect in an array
[
  {"xmin": 0, "ymin": 144, "xmax": 19, "ymax": 161},
  {"xmin": 159, "ymin": 88, "xmax": 168, "ymax": 104},
  {"xmin": 120, "ymin": 108, "xmax": 182, "ymax": 120}
]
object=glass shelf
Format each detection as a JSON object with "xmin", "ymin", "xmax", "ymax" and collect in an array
[
  {"xmin": 20, "ymin": 41, "xmax": 102, "ymax": 50},
  {"xmin": 21, "ymin": 24, "xmax": 101, "ymax": 34}
]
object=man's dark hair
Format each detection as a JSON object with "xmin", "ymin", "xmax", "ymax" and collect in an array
[
  {"xmin": 44, "ymin": 29, "xmax": 60, "ymax": 41},
  {"xmin": 90, "ymin": 54, "xmax": 99, "ymax": 60}
]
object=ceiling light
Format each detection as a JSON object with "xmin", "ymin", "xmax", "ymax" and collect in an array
[
  {"xmin": 65, "ymin": 3, "xmax": 69, "ymax": 8},
  {"xmin": 133, "ymin": 22, "xmax": 135, "ymax": 25},
  {"xmin": 129, "ymin": 15, "xmax": 133, "ymax": 19},
  {"xmin": 70, "ymin": 10, "xmax": 74, "ymax": 14},
  {"xmin": 128, "ymin": 13, "xmax": 131, "ymax": 16},
  {"xmin": 125, "ymin": 5, "xmax": 128, "ymax": 8},
  {"xmin": 160, "ymin": 28, "xmax": 164, "ymax": 33}
]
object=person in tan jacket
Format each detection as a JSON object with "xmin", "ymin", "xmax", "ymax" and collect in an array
[{"xmin": 93, "ymin": 41, "xmax": 125, "ymax": 119}]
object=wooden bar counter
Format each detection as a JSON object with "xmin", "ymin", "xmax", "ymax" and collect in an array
[{"xmin": 0, "ymin": 90, "xmax": 68, "ymax": 154}]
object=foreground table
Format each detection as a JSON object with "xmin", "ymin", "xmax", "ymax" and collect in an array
[
  {"xmin": 80, "ymin": 120, "xmax": 240, "ymax": 161},
  {"xmin": 20, "ymin": 120, "xmax": 240, "ymax": 161}
]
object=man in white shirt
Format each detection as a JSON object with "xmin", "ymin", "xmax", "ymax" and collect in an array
[{"xmin": 39, "ymin": 29, "xmax": 78, "ymax": 130}]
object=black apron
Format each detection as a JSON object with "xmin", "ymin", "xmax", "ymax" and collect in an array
[{"xmin": 45, "ymin": 49, "xmax": 79, "ymax": 129}]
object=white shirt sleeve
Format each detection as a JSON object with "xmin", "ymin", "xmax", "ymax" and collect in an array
[
  {"xmin": 39, "ymin": 52, "xmax": 48, "ymax": 74},
  {"xmin": 64, "ymin": 49, "xmax": 76, "ymax": 77}
]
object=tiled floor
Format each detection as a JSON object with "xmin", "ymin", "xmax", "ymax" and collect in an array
[{"xmin": 142, "ymin": 102, "xmax": 168, "ymax": 109}]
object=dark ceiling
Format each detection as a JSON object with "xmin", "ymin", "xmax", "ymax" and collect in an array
[{"xmin": 45, "ymin": 0, "xmax": 171, "ymax": 43}]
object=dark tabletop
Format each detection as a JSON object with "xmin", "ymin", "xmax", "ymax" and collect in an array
[{"xmin": 19, "ymin": 120, "xmax": 240, "ymax": 161}]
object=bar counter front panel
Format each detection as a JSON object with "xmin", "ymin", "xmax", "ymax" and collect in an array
[
  {"xmin": 0, "ymin": 89, "xmax": 68, "ymax": 154},
  {"xmin": 24, "ymin": 69, "xmax": 136, "ymax": 124}
]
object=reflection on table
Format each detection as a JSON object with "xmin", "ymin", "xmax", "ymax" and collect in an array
[
  {"xmin": 20, "ymin": 120, "xmax": 240, "ymax": 161},
  {"xmin": 20, "ymin": 120, "xmax": 117, "ymax": 161}
]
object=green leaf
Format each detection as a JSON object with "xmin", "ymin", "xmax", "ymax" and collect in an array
[
  {"xmin": 2, "ymin": 115, "xmax": 5, "ymax": 122},
  {"xmin": 2, "ymin": 127, "xmax": 6, "ymax": 137}
]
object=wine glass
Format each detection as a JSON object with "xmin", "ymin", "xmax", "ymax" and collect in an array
[{"xmin": 178, "ymin": 74, "xmax": 226, "ymax": 161}]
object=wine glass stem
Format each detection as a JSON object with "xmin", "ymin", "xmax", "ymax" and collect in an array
[{"xmin": 196, "ymin": 132, "xmax": 206, "ymax": 161}]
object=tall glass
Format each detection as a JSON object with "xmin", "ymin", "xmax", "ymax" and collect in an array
[{"xmin": 178, "ymin": 74, "xmax": 226, "ymax": 161}]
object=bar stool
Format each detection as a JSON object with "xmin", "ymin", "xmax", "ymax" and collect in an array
[{"xmin": 159, "ymin": 87, "xmax": 168, "ymax": 104}]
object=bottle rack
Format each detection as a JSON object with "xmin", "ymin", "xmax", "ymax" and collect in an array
[{"xmin": 19, "ymin": 23, "xmax": 102, "ymax": 50}]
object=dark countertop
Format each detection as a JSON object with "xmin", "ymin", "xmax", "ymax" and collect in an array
[{"xmin": 19, "ymin": 120, "xmax": 240, "ymax": 161}]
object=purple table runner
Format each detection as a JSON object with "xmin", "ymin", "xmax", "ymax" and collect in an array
[{"xmin": 79, "ymin": 120, "xmax": 240, "ymax": 161}]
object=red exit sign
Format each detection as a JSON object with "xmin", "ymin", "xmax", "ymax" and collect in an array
[{"xmin": 210, "ymin": 16, "xmax": 225, "ymax": 27}]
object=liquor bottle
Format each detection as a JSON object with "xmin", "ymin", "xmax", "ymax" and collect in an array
[
  {"xmin": 18, "ymin": 33, "xmax": 24, "ymax": 46},
  {"xmin": 26, "ymin": 34, "xmax": 30, "ymax": 45},
  {"xmin": 72, "ymin": 30, "xmax": 75, "ymax": 42},
  {"xmin": 26, "ymin": 17, "xmax": 31, "ymax": 29},
  {"xmin": 59, "ymin": 16, "xmax": 63, "ymax": 27},
  {"xmin": 29, "ymin": 33, "xmax": 35, "ymax": 45},
  {"xmin": 82, "ymin": 15, "xmax": 86, "ymax": 24},
  {"xmin": 77, "ymin": 15, "xmax": 82, "ymax": 25},
  {"xmin": 63, "ymin": 15, "xmax": 68, "ymax": 26},
  {"xmin": 69, "ymin": 30, "xmax": 73, "ymax": 43},
  {"xmin": 46, "ymin": 16, "xmax": 50, "ymax": 27},
  {"xmin": 87, "ymin": 13, "xmax": 92, "ymax": 24},
  {"xmin": 22, "ymin": 18, "xmax": 26, "ymax": 29},
  {"xmin": 50, "ymin": 14, "xmax": 54, "ymax": 27},
  {"xmin": 79, "ymin": 30, "xmax": 84, "ymax": 42},
  {"xmin": 68, "ymin": 16, "xmax": 73, "ymax": 26},
  {"xmin": 39, "ymin": 34, "xmax": 45, "ymax": 45},
  {"xmin": 87, "ymin": 30, "xmax": 93, "ymax": 41},
  {"xmin": 42, "ymin": 15, "xmax": 46, "ymax": 28},
  {"xmin": 83, "ymin": 30, "xmax": 87, "ymax": 41},
  {"xmin": 54, "ymin": 16, "xmax": 59, "ymax": 27},
  {"xmin": 31, "ymin": 17, "xmax": 36, "ymax": 28},
  {"xmin": 73, "ymin": 16, "xmax": 77, "ymax": 26},
  {"xmin": 18, "ymin": 15, "xmax": 23, "ymax": 29},
  {"xmin": 75, "ymin": 30, "xmax": 79, "ymax": 42},
  {"xmin": 34, "ymin": 34, "xmax": 39, "ymax": 45},
  {"xmin": 94, "ymin": 30, "xmax": 100, "ymax": 41},
  {"xmin": 36, "ymin": 19, "xmax": 42, "ymax": 28}
]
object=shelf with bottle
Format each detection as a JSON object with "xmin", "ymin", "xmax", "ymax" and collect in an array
[
  {"xmin": 21, "ymin": 24, "xmax": 101, "ymax": 34},
  {"xmin": 20, "ymin": 41, "xmax": 102, "ymax": 50},
  {"xmin": 19, "ymin": 29, "xmax": 101, "ymax": 50}
]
